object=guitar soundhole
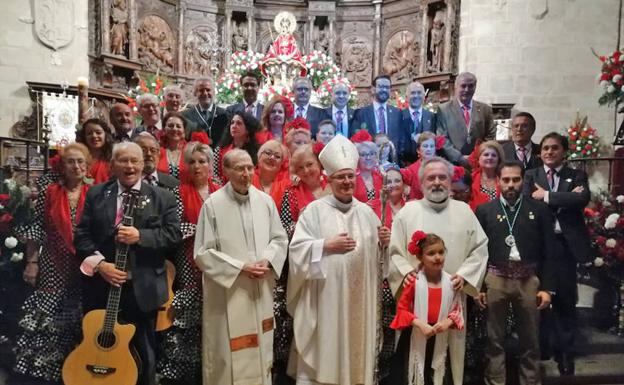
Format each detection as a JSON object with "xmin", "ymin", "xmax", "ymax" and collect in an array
[{"xmin": 96, "ymin": 331, "xmax": 117, "ymax": 349}]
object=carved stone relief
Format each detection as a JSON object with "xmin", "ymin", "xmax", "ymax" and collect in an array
[
  {"xmin": 110, "ymin": 0, "xmax": 129, "ymax": 56},
  {"xmin": 232, "ymin": 20, "xmax": 249, "ymax": 51},
  {"xmin": 313, "ymin": 26, "xmax": 330, "ymax": 54},
  {"xmin": 138, "ymin": 15, "xmax": 176, "ymax": 73},
  {"xmin": 34, "ymin": 0, "xmax": 75, "ymax": 50},
  {"xmin": 382, "ymin": 31, "xmax": 419, "ymax": 83},
  {"xmin": 185, "ymin": 26, "xmax": 222, "ymax": 76},
  {"xmin": 341, "ymin": 36, "xmax": 373, "ymax": 87}
]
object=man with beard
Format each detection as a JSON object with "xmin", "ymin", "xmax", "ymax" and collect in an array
[
  {"xmin": 292, "ymin": 76, "xmax": 330, "ymax": 138},
  {"xmin": 324, "ymin": 81, "xmax": 355, "ymax": 137},
  {"xmin": 183, "ymin": 77, "xmax": 229, "ymax": 146},
  {"xmin": 353, "ymin": 74, "xmax": 405, "ymax": 161},
  {"xmin": 75, "ymin": 142, "xmax": 181, "ymax": 385},
  {"xmin": 475, "ymin": 160, "xmax": 556, "ymax": 385},
  {"xmin": 435, "ymin": 72, "xmax": 495, "ymax": 166},
  {"xmin": 110, "ymin": 103, "xmax": 137, "ymax": 142},
  {"xmin": 388, "ymin": 156, "xmax": 488, "ymax": 384},
  {"xmin": 401, "ymin": 81, "xmax": 436, "ymax": 163},
  {"xmin": 134, "ymin": 132, "xmax": 180, "ymax": 190},
  {"xmin": 226, "ymin": 72, "xmax": 264, "ymax": 120},
  {"xmin": 194, "ymin": 149, "xmax": 287, "ymax": 385},
  {"xmin": 288, "ymin": 134, "xmax": 390, "ymax": 385}
]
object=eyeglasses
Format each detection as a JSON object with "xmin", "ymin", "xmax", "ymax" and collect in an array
[
  {"xmin": 262, "ymin": 150, "xmax": 283, "ymax": 160},
  {"xmin": 141, "ymin": 147, "xmax": 160, "ymax": 155}
]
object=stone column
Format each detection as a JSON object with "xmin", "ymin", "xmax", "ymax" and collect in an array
[
  {"xmin": 372, "ymin": 0, "xmax": 382, "ymax": 75},
  {"xmin": 420, "ymin": 4, "xmax": 428, "ymax": 74},
  {"xmin": 307, "ymin": 16, "xmax": 315, "ymax": 53},
  {"xmin": 177, "ymin": 2, "xmax": 185, "ymax": 73},
  {"xmin": 329, "ymin": 16, "xmax": 335, "ymax": 60},
  {"xmin": 129, "ymin": 0, "xmax": 137, "ymax": 60},
  {"xmin": 225, "ymin": 10, "xmax": 232, "ymax": 69},
  {"xmin": 247, "ymin": 11, "xmax": 255, "ymax": 51},
  {"xmin": 443, "ymin": 1, "xmax": 454, "ymax": 72},
  {"xmin": 101, "ymin": 0, "xmax": 111, "ymax": 54}
]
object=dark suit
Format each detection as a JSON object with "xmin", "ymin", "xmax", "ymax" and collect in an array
[
  {"xmin": 154, "ymin": 171, "xmax": 179, "ymax": 190},
  {"xmin": 401, "ymin": 108, "xmax": 436, "ymax": 163},
  {"xmin": 75, "ymin": 180, "xmax": 181, "ymax": 385},
  {"xmin": 182, "ymin": 104, "xmax": 229, "ymax": 146},
  {"xmin": 325, "ymin": 106, "xmax": 355, "ymax": 137},
  {"xmin": 502, "ymin": 141, "xmax": 542, "ymax": 170},
  {"xmin": 476, "ymin": 197, "xmax": 557, "ymax": 383},
  {"xmin": 435, "ymin": 99, "xmax": 495, "ymax": 164},
  {"xmin": 523, "ymin": 165, "xmax": 591, "ymax": 363},
  {"xmin": 226, "ymin": 101, "xmax": 264, "ymax": 121},
  {"xmin": 353, "ymin": 104, "xmax": 407, "ymax": 160},
  {"xmin": 296, "ymin": 104, "xmax": 330, "ymax": 138}
]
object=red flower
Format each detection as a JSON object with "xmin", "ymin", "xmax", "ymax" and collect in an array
[
  {"xmin": 435, "ymin": 135, "xmax": 446, "ymax": 150},
  {"xmin": 581, "ymin": 150, "xmax": 587, "ymax": 155},
  {"xmin": 408, "ymin": 230, "xmax": 427, "ymax": 256},
  {"xmin": 191, "ymin": 132, "xmax": 212, "ymax": 145},
  {"xmin": 312, "ymin": 142, "xmax": 325, "ymax": 155},
  {"xmin": 350, "ymin": 129, "xmax": 373, "ymax": 143},
  {"xmin": 411, "ymin": 230, "xmax": 427, "ymax": 243},
  {"xmin": 283, "ymin": 117, "xmax": 311, "ymax": 137},
  {"xmin": 0, "ymin": 212, "xmax": 13, "ymax": 224},
  {"xmin": 596, "ymin": 236, "xmax": 607, "ymax": 245},
  {"xmin": 585, "ymin": 144, "xmax": 592, "ymax": 150},
  {"xmin": 584, "ymin": 207, "xmax": 597, "ymax": 217},
  {"xmin": 600, "ymin": 56, "xmax": 607, "ymax": 62},
  {"xmin": 280, "ymin": 97, "xmax": 295, "ymax": 119},
  {"xmin": 600, "ymin": 73, "xmax": 611, "ymax": 81},
  {"xmin": 49, "ymin": 155, "xmax": 63, "ymax": 174},
  {"xmin": 452, "ymin": 166, "xmax": 465, "ymax": 182},
  {"xmin": 0, "ymin": 194, "xmax": 9, "ymax": 204}
]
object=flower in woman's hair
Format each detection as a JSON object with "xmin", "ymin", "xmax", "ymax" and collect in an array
[
  {"xmin": 407, "ymin": 241, "xmax": 420, "ymax": 256},
  {"xmin": 191, "ymin": 132, "xmax": 212, "ymax": 145},
  {"xmin": 280, "ymin": 97, "xmax": 294, "ymax": 119},
  {"xmin": 411, "ymin": 230, "xmax": 426, "ymax": 243},
  {"xmin": 435, "ymin": 135, "xmax": 446, "ymax": 150},
  {"xmin": 408, "ymin": 230, "xmax": 427, "ymax": 256},
  {"xmin": 283, "ymin": 117, "xmax": 311, "ymax": 138},
  {"xmin": 452, "ymin": 166, "xmax": 465, "ymax": 182},
  {"xmin": 312, "ymin": 142, "xmax": 325, "ymax": 155},
  {"xmin": 350, "ymin": 129, "xmax": 373, "ymax": 144}
]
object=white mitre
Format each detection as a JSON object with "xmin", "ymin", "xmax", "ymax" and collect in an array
[{"xmin": 319, "ymin": 134, "xmax": 359, "ymax": 176}]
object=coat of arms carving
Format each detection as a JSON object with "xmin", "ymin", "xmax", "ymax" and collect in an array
[{"xmin": 34, "ymin": 0, "xmax": 75, "ymax": 50}]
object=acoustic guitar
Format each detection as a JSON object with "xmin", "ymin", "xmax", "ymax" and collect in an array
[
  {"xmin": 62, "ymin": 190, "xmax": 140, "ymax": 385},
  {"xmin": 155, "ymin": 260, "xmax": 176, "ymax": 332}
]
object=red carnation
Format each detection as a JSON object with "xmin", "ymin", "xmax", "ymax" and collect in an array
[
  {"xmin": 585, "ymin": 144, "xmax": 592, "ymax": 150},
  {"xmin": 452, "ymin": 166, "xmax": 465, "ymax": 182},
  {"xmin": 0, "ymin": 212, "xmax": 13, "ymax": 224},
  {"xmin": 280, "ymin": 97, "xmax": 295, "ymax": 119},
  {"xmin": 600, "ymin": 56, "xmax": 607, "ymax": 62},
  {"xmin": 312, "ymin": 142, "xmax": 325, "ymax": 155},
  {"xmin": 191, "ymin": 132, "xmax": 212, "ymax": 145},
  {"xmin": 283, "ymin": 117, "xmax": 311, "ymax": 138},
  {"xmin": 0, "ymin": 194, "xmax": 9, "ymax": 204},
  {"xmin": 407, "ymin": 242, "xmax": 419, "ymax": 256},
  {"xmin": 408, "ymin": 230, "xmax": 427, "ymax": 256},
  {"xmin": 596, "ymin": 236, "xmax": 607, "ymax": 245},
  {"xmin": 435, "ymin": 135, "xmax": 446, "ymax": 150},
  {"xmin": 582, "ymin": 150, "xmax": 587, "ymax": 155},
  {"xmin": 350, "ymin": 129, "xmax": 373, "ymax": 143},
  {"xmin": 600, "ymin": 73, "xmax": 611, "ymax": 81},
  {"xmin": 49, "ymin": 154, "xmax": 63, "ymax": 174},
  {"xmin": 411, "ymin": 230, "xmax": 427, "ymax": 243}
]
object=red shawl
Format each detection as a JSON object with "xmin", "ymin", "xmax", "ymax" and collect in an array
[
  {"xmin": 157, "ymin": 143, "xmax": 188, "ymax": 179},
  {"xmin": 89, "ymin": 159, "xmax": 110, "ymax": 185},
  {"xmin": 252, "ymin": 169, "xmax": 291, "ymax": 210},
  {"xmin": 45, "ymin": 182, "xmax": 89, "ymax": 255},
  {"xmin": 368, "ymin": 198, "xmax": 405, "ymax": 228},
  {"xmin": 179, "ymin": 181, "xmax": 220, "ymax": 224},
  {"xmin": 469, "ymin": 169, "xmax": 500, "ymax": 211},
  {"xmin": 353, "ymin": 170, "xmax": 383, "ymax": 203},
  {"xmin": 255, "ymin": 130, "xmax": 274, "ymax": 145},
  {"xmin": 286, "ymin": 177, "xmax": 327, "ymax": 223},
  {"xmin": 403, "ymin": 160, "xmax": 424, "ymax": 200}
]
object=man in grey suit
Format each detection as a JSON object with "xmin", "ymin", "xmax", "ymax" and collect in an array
[
  {"xmin": 401, "ymin": 81, "xmax": 436, "ymax": 163},
  {"xmin": 292, "ymin": 76, "xmax": 330, "ymax": 138},
  {"xmin": 225, "ymin": 71, "xmax": 264, "ymax": 121},
  {"xmin": 325, "ymin": 81, "xmax": 355, "ymax": 137},
  {"xmin": 435, "ymin": 72, "xmax": 496, "ymax": 165},
  {"xmin": 502, "ymin": 112, "xmax": 542, "ymax": 170}
]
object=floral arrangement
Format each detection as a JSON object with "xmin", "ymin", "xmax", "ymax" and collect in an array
[
  {"xmin": 125, "ymin": 72, "xmax": 169, "ymax": 112},
  {"xmin": 567, "ymin": 113, "xmax": 600, "ymax": 159},
  {"xmin": 303, "ymin": 51, "xmax": 341, "ymax": 89},
  {"xmin": 215, "ymin": 72, "xmax": 244, "ymax": 105},
  {"xmin": 585, "ymin": 192, "xmax": 624, "ymax": 275},
  {"xmin": 258, "ymin": 85, "xmax": 294, "ymax": 105},
  {"xmin": 0, "ymin": 178, "xmax": 32, "ymax": 271},
  {"xmin": 316, "ymin": 77, "xmax": 358, "ymax": 108},
  {"xmin": 390, "ymin": 90, "xmax": 409, "ymax": 110},
  {"xmin": 597, "ymin": 49, "xmax": 624, "ymax": 106},
  {"xmin": 229, "ymin": 51, "xmax": 264, "ymax": 77}
]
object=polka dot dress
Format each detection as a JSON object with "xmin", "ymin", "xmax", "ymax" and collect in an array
[
  {"xmin": 13, "ymin": 188, "xmax": 83, "ymax": 382},
  {"xmin": 480, "ymin": 185, "xmax": 497, "ymax": 201},
  {"xmin": 366, "ymin": 187, "xmax": 376, "ymax": 202},
  {"xmin": 168, "ymin": 162, "xmax": 180, "ymax": 180}
]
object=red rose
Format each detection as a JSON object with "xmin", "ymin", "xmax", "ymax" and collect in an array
[
  {"xmin": 596, "ymin": 236, "xmax": 607, "ymax": 245},
  {"xmin": 312, "ymin": 142, "xmax": 325, "ymax": 155},
  {"xmin": 601, "ymin": 73, "xmax": 611, "ymax": 81},
  {"xmin": 407, "ymin": 242, "xmax": 420, "ymax": 256},
  {"xmin": 435, "ymin": 135, "xmax": 446, "ymax": 150},
  {"xmin": 614, "ymin": 51, "xmax": 621, "ymax": 62},
  {"xmin": 411, "ymin": 230, "xmax": 427, "ymax": 243},
  {"xmin": 350, "ymin": 129, "xmax": 373, "ymax": 143},
  {"xmin": 581, "ymin": 150, "xmax": 587, "ymax": 155},
  {"xmin": 585, "ymin": 144, "xmax": 592, "ymax": 150},
  {"xmin": 0, "ymin": 194, "xmax": 9, "ymax": 204},
  {"xmin": 600, "ymin": 56, "xmax": 607, "ymax": 62},
  {"xmin": 452, "ymin": 166, "xmax": 465, "ymax": 182}
]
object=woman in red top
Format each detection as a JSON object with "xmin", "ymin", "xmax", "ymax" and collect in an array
[
  {"xmin": 75, "ymin": 118, "xmax": 113, "ymax": 184},
  {"xmin": 252, "ymin": 139, "xmax": 290, "ymax": 208},
  {"xmin": 351, "ymin": 129, "xmax": 383, "ymax": 202},
  {"xmin": 15, "ymin": 143, "xmax": 91, "ymax": 382},
  {"xmin": 213, "ymin": 111, "xmax": 260, "ymax": 184},
  {"xmin": 159, "ymin": 142, "xmax": 220, "ymax": 384},
  {"xmin": 257, "ymin": 96, "xmax": 294, "ymax": 144},
  {"xmin": 390, "ymin": 232, "xmax": 464, "ymax": 385},
  {"xmin": 367, "ymin": 164, "xmax": 407, "ymax": 228},
  {"xmin": 158, "ymin": 112, "xmax": 188, "ymax": 180},
  {"xmin": 469, "ymin": 140, "xmax": 504, "ymax": 211}
]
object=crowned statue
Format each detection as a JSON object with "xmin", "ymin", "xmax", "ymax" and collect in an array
[{"xmin": 261, "ymin": 11, "xmax": 307, "ymax": 87}]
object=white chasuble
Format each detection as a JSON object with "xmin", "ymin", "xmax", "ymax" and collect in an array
[
  {"xmin": 287, "ymin": 196, "xmax": 384, "ymax": 385},
  {"xmin": 195, "ymin": 184, "xmax": 287, "ymax": 385},
  {"xmin": 388, "ymin": 199, "xmax": 488, "ymax": 385}
]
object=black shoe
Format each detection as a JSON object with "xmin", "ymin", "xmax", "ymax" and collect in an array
[{"xmin": 557, "ymin": 355, "xmax": 575, "ymax": 376}]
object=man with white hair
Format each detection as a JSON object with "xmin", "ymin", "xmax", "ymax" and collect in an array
[
  {"xmin": 183, "ymin": 77, "xmax": 229, "ymax": 146},
  {"xmin": 288, "ymin": 135, "xmax": 391, "ymax": 385},
  {"xmin": 194, "ymin": 149, "xmax": 288, "ymax": 385},
  {"xmin": 388, "ymin": 156, "xmax": 489, "ymax": 385},
  {"xmin": 324, "ymin": 81, "xmax": 355, "ymax": 137},
  {"xmin": 75, "ymin": 141, "xmax": 181, "ymax": 385},
  {"xmin": 435, "ymin": 72, "xmax": 496, "ymax": 165},
  {"xmin": 163, "ymin": 84, "xmax": 185, "ymax": 113},
  {"xmin": 135, "ymin": 93, "xmax": 163, "ymax": 140},
  {"xmin": 401, "ymin": 81, "xmax": 436, "ymax": 163}
]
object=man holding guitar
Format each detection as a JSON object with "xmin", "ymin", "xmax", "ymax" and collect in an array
[{"xmin": 73, "ymin": 142, "xmax": 181, "ymax": 385}]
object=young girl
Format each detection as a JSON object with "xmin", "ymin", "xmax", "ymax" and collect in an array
[{"xmin": 390, "ymin": 231, "xmax": 464, "ymax": 385}]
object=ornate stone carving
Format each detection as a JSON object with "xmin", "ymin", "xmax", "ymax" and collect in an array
[
  {"xmin": 34, "ymin": 0, "xmax": 74, "ymax": 50},
  {"xmin": 185, "ymin": 26, "xmax": 222, "ymax": 76},
  {"xmin": 232, "ymin": 20, "xmax": 248, "ymax": 51},
  {"xmin": 427, "ymin": 10, "xmax": 446, "ymax": 73},
  {"xmin": 138, "ymin": 15, "xmax": 176, "ymax": 73},
  {"xmin": 110, "ymin": 0, "xmax": 129, "ymax": 56},
  {"xmin": 341, "ymin": 36, "xmax": 373, "ymax": 87},
  {"xmin": 382, "ymin": 31, "xmax": 419, "ymax": 82},
  {"xmin": 313, "ymin": 27, "xmax": 330, "ymax": 54}
]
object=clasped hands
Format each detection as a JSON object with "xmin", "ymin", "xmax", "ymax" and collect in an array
[
  {"xmin": 412, "ymin": 318, "xmax": 454, "ymax": 339},
  {"xmin": 323, "ymin": 226, "xmax": 391, "ymax": 254},
  {"xmin": 243, "ymin": 259, "xmax": 271, "ymax": 279}
]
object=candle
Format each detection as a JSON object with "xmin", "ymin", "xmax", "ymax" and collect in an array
[{"xmin": 77, "ymin": 77, "xmax": 89, "ymax": 87}]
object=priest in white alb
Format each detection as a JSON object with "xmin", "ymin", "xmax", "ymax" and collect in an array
[
  {"xmin": 194, "ymin": 149, "xmax": 288, "ymax": 385},
  {"xmin": 287, "ymin": 134, "xmax": 391, "ymax": 385},
  {"xmin": 389, "ymin": 156, "xmax": 489, "ymax": 385}
]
